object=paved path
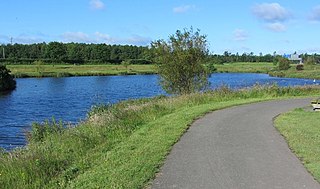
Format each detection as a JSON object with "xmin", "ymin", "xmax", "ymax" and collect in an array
[{"xmin": 152, "ymin": 98, "xmax": 320, "ymax": 189}]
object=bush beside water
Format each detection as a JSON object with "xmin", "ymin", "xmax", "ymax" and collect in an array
[{"xmin": 0, "ymin": 65, "xmax": 16, "ymax": 92}]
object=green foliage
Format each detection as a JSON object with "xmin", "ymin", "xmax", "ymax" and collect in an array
[
  {"xmin": 0, "ymin": 43, "xmax": 151, "ymax": 64},
  {"xmin": 0, "ymin": 65, "xmax": 16, "ymax": 92},
  {"xmin": 152, "ymin": 27, "xmax": 209, "ymax": 94},
  {"xmin": 206, "ymin": 62, "xmax": 217, "ymax": 73},
  {"xmin": 121, "ymin": 60, "xmax": 130, "ymax": 73},
  {"xmin": 33, "ymin": 60, "xmax": 44, "ymax": 76},
  {"xmin": 296, "ymin": 64, "xmax": 304, "ymax": 71},
  {"xmin": 277, "ymin": 56, "xmax": 291, "ymax": 70},
  {"xmin": 27, "ymin": 119, "xmax": 65, "ymax": 143},
  {"xmin": 304, "ymin": 56, "xmax": 316, "ymax": 66}
]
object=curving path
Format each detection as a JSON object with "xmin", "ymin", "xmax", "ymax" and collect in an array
[{"xmin": 152, "ymin": 98, "xmax": 320, "ymax": 189}]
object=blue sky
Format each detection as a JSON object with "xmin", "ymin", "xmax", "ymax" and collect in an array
[{"xmin": 1, "ymin": 0, "xmax": 320, "ymax": 55}]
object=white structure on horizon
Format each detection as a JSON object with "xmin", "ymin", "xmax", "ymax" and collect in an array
[{"xmin": 283, "ymin": 54, "xmax": 303, "ymax": 64}]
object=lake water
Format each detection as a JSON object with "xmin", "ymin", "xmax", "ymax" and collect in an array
[{"xmin": 0, "ymin": 73, "xmax": 318, "ymax": 150}]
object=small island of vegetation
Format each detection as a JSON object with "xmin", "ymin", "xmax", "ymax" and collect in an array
[{"xmin": 0, "ymin": 65, "xmax": 16, "ymax": 92}]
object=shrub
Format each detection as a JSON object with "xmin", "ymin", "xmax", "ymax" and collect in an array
[
  {"xmin": 27, "ymin": 119, "xmax": 65, "ymax": 143},
  {"xmin": 296, "ymin": 64, "xmax": 304, "ymax": 71},
  {"xmin": 151, "ymin": 27, "xmax": 209, "ymax": 94},
  {"xmin": 0, "ymin": 65, "xmax": 16, "ymax": 92},
  {"xmin": 277, "ymin": 57, "xmax": 291, "ymax": 70}
]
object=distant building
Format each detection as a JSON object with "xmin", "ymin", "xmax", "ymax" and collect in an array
[{"xmin": 283, "ymin": 54, "xmax": 303, "ymax": 64}]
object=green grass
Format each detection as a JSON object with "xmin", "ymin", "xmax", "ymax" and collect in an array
[
  {"xmin": 275, "ymin": 108, "xmax": 320, "ymax": 182},
  {"xmin": 214, "ymin": 62, "xmax": 275, "ymax": 73},
  {"xmin": 269, "ymin": 65, "xmax": 320, "ymax": 79},
  {"xmin": 6, "ymin": 62, "xmax": 320, "ymax": 80},
  {"xmin": 1, "ymin": 85, "xmax": 320, "ymax": 189},
  {"xmin": 7, "ymin": 64, "xmax": 156, "ymax": 78},
  {"xmin": 215, "ymin": 62, "xmax": 320, "ymax": 79}
]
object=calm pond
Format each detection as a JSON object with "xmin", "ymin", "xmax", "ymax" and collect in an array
[{"xmin": 0, "ymin": 73, "xmax": 318, "ymax": 150}]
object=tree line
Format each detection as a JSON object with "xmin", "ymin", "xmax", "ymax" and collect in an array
[
  {"xmin": 0, "ymin": 42, "xmax": 151, "ymax": 64},
  {"xmin": 208, "ymin": 51, "xmax": 320, "ymax": 64},
  {"xmin": 1, "ymin": 42, "xmax": 320, "ymax": 65}
]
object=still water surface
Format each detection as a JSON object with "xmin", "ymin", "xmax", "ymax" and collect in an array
[{"xmin": 0, "ymin": 73, "xmax": 318, "ymax": 150}]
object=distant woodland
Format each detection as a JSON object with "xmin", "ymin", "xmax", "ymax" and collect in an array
[
  {"xmin": 0, "ymin": 42, "xmax": 319, "ymax": 65},
  {"xmin": 0, "ymin": 42, "xmax": 151, "ymax": 64}
]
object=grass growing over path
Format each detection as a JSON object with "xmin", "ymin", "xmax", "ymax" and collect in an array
[
  {"xmin": 275, "ymin": 108, "xmax": 320, "ymax": 182},
  {"xmin": 0, "ymin": 85, "xmax": 320, "ymax": 188},
  {"xmin": 7, "ymin": 64, "xmax": 156, "ymax": 78}
]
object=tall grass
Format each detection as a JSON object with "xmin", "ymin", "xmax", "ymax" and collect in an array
[{"xmin": 0, "ymin": 85, "xmax": 319, "ymax": 188}]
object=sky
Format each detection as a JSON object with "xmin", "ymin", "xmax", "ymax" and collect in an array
[{"xmin": 1, "ymin": 0, "xmax": 320, "ymax": 55}]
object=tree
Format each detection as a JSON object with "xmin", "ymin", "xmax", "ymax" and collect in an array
[
  {"xmin": 34, "ymin": 60, "xmax": 44, "ymax": 76},
  {"xmin": 0, "ymin": 65, "xmax": 16, "ymax": 92},
  {"xmin": 45, "ymin": 42, "xmax": 67, "ymax": 61},
  {"xmin": 121, "ymin": 60, "xmax": 130, "ymax": 73},
  {"xmin": 277, "ymin": 57, "xmax": 291, "ymax": 70},
  {"xmin": 304, "ymin": 56, "xmax": 316, "ymax": 66},
  {"xmin": 151, "ymin": 27, "xmax": 209, "ymax": 94}
]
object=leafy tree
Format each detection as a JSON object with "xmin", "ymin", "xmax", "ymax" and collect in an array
[
  {"xmin": 34, "ymin": 60, "xmax": 44, "ymax": 75},
  {"xmin": 277, "ymin": 57, "xmax": 291, "ymax": 70},
  {"xmin": 45, "ymin": 42, "xmax": 67, "ymax": 61},
  {"xmin": 0, "ymin": 65, "xmax": 16, "ymax": 92},
  {"xmin": 304, "ymin": 56, "xmax": 316, "ymax": 66},
  {"xmin": 151, "ymin": 27, "xmax": 209, "ymax": 94},
  {"xmin": 121, "ymin": 60, "xmax": 130, "ymax": 73}
]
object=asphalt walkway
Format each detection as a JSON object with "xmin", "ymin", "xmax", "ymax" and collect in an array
[{"xmin": 152, "ymin": 98, "xmax": 320, "ymax": 189}]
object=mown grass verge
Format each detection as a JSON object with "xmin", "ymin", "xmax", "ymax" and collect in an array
[
  {"xmin": 1, "ymin": 85, "xmax": 320, "ymax": 189},
  {"xmin": 275, "ymin": 108, "xmax": 320, "ymax": 182}
]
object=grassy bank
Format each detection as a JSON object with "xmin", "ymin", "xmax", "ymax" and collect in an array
[
  {"xmin": 7, "ymin": 64, "xmax": 156, "ymax": 78},
  {"xmin": 1, "ymin": 85, "xmax": 319, "ymax": 188},
  {"xmin": 275, "ymin": 108, "xmax": 320, "ymax": 182},
  {"xmin": 269, "ymin": 65, "xmax": 320, "ymax": 79},
  {"xmin": 215, "ymin": 62, "xmax": 320, "ymax": 80},
  {"xmin": 6, "ymin": 63, "xmax": 320, "ymax": 80},
  {"xmin": 214, "ymin": 62, "xmax": 275, "ymax": 73}
]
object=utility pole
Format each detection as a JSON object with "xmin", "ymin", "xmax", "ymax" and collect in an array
[
  {"xmin": 2, "ymin": 46, "xmax": 5, "ymax": 59},
  {"xmin": 10, "ymin": 37, "xmax": 13, "ymax": 45}
]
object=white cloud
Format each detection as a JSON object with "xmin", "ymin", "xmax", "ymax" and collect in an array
[
  {"xmin": 127, "ymin": 35, "xmax": 152, "ymax": 46},
  {"xmin": 266, "ymin": 22, "xmax": 287, "ymax": 32},
  {"xmin": 94, "ymin": 32, "xmax": 115, "ymax": 43},
  {"xmin": 60, "ymin": 32, "xmax": 151, "ymax": 46},
  {"xmin": 252, "ymin": 3, "xmax": 291, "ymax": 22},
  {"xmin": 173, "ymin": 5, "xmax": 195, "ymax": 13},
  {"xmin": 0, "ymin": 34, "xmax": 45, "ymax": 44},
  {"xmin": 233, "ymin": 29, "xmax": 248, "ymax": 41},
  {"xmin": 309, "ymin": 5, "xmax": 320, "ymax": 22},
  {"xmin": 62, "ymin": 32, "xmax": 92, "ymax": 43},
  {"xmin": 90, "ymin": 0, "xmax": 105, "ymax": 10}
]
